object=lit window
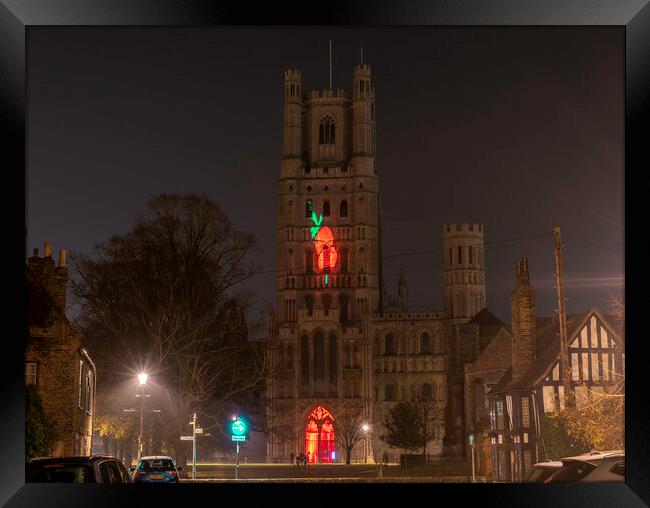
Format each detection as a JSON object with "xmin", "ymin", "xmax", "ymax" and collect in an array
[
  {"xmin": 543, "ymin": 386, "xmax": 556, "ymax": 413},
  {"xmin": 521, "ymin": 397, "xmax": 530, "ymax": 428},
  {"xmin": 25, "ymin": 362, "xmax": 37, "ymax": 386},
  {"xmin": 496, "ymin": 401, "xmax": 504, "ymax": 429}
]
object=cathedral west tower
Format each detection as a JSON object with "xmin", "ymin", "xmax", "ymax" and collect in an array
[{"xmin": 268, "ymin": 63, "xmax": 381, "ymax": 463}]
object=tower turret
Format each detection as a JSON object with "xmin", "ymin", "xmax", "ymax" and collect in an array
[
  {"xmin": 281, "ymin": 68, "xmax": 303, "ymax": 178},
  {"xmin": 351, "ymin": 64, "xmax": 375, "ymax": 175},
  {"xmin": 510, "ymin": 257, "xmax": 536, "ymax": 383},
  {"xmin": 442, "ymin": 223, "xmax": 486, "ymax": 321}
]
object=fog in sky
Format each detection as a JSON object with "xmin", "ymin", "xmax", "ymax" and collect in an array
[{"xmin": 27, "ymin": 27, "xmax": 624, "ymax": 322}]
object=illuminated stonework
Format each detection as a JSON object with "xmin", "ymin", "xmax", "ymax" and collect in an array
[{"xmin": 268, "ymin": 62, "xmax": 461, "ymax": 464}]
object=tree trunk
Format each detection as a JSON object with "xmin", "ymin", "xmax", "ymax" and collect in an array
[{"xmin": 345, "ymin": 446, "xmax": 351, "ymax": 465}]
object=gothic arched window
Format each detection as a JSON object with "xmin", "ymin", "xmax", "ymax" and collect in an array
[
  {"xmin": 339, "ymin": 247, "xmax": 349, "ymax": 274},
  {"xmin": 300, "ymin": 335, "xmax": 310, "ymax": 392},
  {"xmin": 322, "ymin": 294, "xmax": 332, "ymax": 316},
  {"xmin": 384, "ymin": 334, "xmax": 396, "ymax": 355},
  {"xmin": 305, "ymin": 248, "xmax": 314, "ymax": 275},
  {"xmin": 306, "ymin": 199, "xmax": 313, "ymax": 218},
  {"xmin": 305, "ymin": 294, "xmax": 314, "ymax": 317},
  {"xmin": 319, "ymin": 115, "xmax": 336, "ymax": 145},
  {"xmin": 340, "ymin": 200, "xmax": 348, "ymax": 218},
  {"xmin": 314, "ymin": 331, "xmax": 325, "ymax": 386},
  {"xmin": 420, "ymin": 332, "xmax": 432, "ymax": 355},
  {"xmin": 421, "ymin": 383, "xmax": 433, "ymax": 401},
  {"xmin": 328, "ymin": 334, "xmax": 338, "ymax": 393},
  {"xmin": 323, "ymin": 200, "xmax": 330, "ymax": 217},
  {"xmin": 384, "ymin": 383, "xmax": 397, "ymax": 401}
]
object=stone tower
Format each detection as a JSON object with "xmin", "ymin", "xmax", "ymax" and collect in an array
[
  {"xmin": 442, "ymin": 223, "xmax": 486, "ymax": 321},
  {"xmin": 269, "ymin": 62, "xmax": 380, "ymax": 463},
  {"xmin": 510, "ymin": 257, "xmax": 536, "ymax": 383}
]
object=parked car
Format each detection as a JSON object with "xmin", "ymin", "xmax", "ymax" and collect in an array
[
  {"xmin": 525, "ymin": 460, "xmax": 563, "ymax": 483},
  {"xmin": 26, "ymin": 455, "xmax": 133, "ymax": 483},
  {"xmin": 544, "ymin": 450, "xmax": 625, "ymax": 483},
  {"xmin": 131, "ymin": 456, "xmax": 182, "ymax": 483}
]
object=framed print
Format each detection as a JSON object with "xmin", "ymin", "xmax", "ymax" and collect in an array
[{"xmin": 2, "ymin": 1, "xmax": 648, "ymax": 506}]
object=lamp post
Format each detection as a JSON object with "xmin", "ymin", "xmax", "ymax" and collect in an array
[
  {"xmin": 362, "ymin": 424, "xmax": 369, "ymax": 464},
  {"xmin": 137, "ymin": 373, "xmax": 148, "ymax": 459}
]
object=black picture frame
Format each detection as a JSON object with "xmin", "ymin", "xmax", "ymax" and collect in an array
[{"xmin": 2, "ymin": 1, "xmax": 648, "ymax": 506}]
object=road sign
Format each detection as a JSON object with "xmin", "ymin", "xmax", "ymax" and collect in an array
[
  {"xmin": 195, "ymin": 428, "xmax": 203, "ymax": 434},
  {"xmin": 180, "ymin": 436, "xmax": 193, "ymax": 441},
  {"xmin": 231, "ymin": 419, "xmax": 247, "ymax": 436},
  {"xmin": 231, "ymin": 435, "xmax": 246, "ymax": 442},
  {"xmin": 469, "ymin": 433, "xmax": 475, "ymax": 446}
]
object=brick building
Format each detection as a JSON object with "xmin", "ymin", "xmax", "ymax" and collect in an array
[{"xmin": 26, "ymin": 241, "xmax": 96, "ymax": 457}]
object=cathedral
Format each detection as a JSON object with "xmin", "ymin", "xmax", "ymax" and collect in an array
[{"xmin": 266, "ymin": 61, "xmax": 487, "ymax": 463}]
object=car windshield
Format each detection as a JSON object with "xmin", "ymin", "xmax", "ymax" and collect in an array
[
  {"xmin": 526, "ymin": 467, "xmax": 558, "ymax": 483},
  {"xmin": 546, "ymin": 461, "xmax": 597, "ymax": 483},
  {"xmin": 27, "ymin": 463, "xmax": 93, "ymax": 483},
  {"xmin": 138, "ymin": 459, "xmax": 175, "ymax": 472}
]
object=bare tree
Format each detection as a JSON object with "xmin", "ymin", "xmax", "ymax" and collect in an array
[
  {"xmin": 71, "ymin": 194, "xmax": 270, "ymax": 465},
  {"xmin": 334, "ymin": 413, "xmax": 365, "ymax": 464}
]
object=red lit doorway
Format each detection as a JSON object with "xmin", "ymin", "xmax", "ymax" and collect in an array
[{"xmin": 305, "ymin": 406, "xmax": 335, "ymax": 463}]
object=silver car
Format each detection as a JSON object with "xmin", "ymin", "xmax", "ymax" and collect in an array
[{"xmin": 544, "ymin": 450, "xmax": 624, "ymax": 483}]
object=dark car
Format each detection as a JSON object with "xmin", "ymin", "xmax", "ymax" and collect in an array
[
  {"xmin": 26, "ymin": 455, "xmax": 133, "ymax": 484},
  {"xmin": 525, "ymin": 461, "xmax": 563, "ymax": 483},
  {"xmin": 131, "ymin": 456, "xmax": 182, "ymax": 483},
  {"xmin": 544, "ymin": 450, "xmax": 625, "ymax": 483}
]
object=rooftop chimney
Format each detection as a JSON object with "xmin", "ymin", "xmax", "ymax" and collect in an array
[{"xmin": 510, "ymin": 257, "xmax": 536, "ymax": 383}]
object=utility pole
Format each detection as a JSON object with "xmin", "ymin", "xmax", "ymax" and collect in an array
[{"xmin": 553, "ymin": 226, "xmax": 574, "ymax": 409}]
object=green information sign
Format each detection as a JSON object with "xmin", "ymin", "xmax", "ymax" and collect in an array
[
  {"xmin": 232, "ymin": 435, "xmax": 246, "ymax": 442},
  {"xmin": 231, "ymin": 418, "xmax": 247, "ymax": 437}
]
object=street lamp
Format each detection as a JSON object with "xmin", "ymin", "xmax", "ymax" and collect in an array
[{"xmin": 138, "ymin": 372, "xmax": 148, "ymax": 385}]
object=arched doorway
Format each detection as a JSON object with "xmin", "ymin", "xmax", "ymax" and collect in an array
[{"xmin": 305, "ymin": 406, "xmax": 335, "ymax": 463}]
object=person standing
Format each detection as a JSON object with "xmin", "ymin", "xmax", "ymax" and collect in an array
[{"xmin": 290, "ymin": 451, "xmax": 295, "ymax": 466}]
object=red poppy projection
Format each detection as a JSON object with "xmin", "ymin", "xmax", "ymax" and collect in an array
[{"xmin": 308, "ymin": 201, "xmax": 337, "ymax": 286}]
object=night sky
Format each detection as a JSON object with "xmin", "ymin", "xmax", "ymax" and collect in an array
[{"xmin": 27, "ymin": 27, "xmax": 624, "ymax": 322}]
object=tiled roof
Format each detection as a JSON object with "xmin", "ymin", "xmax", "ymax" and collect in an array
[{"xmin": 488, "ymin": 311, "xmax": 591, "ymax": 395}]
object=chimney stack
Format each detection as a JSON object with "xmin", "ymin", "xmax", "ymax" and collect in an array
[
  {"xmin": 44, "ymin": 241, "xmax": 52, "ymax": 258},
  {"xmin": 58, "ymin": 249, "xmax": 66, "ymax": 268},
  {"xmin": 510, "ymin": 256, "xmax": 536, "ymax": 383}
]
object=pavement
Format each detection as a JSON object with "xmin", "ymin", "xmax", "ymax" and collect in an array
[{"xmin": 177, "ymin": 461, "xmax": 484, "ymax": 482}]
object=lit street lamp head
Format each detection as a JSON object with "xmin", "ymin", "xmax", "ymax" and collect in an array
[
  {"xmin": 138, "ymin": 372, "xmax": 148, "ymax": 385},
  {"xmin": 362, "ymin": 424, "xmax": 369, "ymax": 432}
]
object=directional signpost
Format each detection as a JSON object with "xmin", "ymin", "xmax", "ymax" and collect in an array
[
  {"xmin": 469, "ymin": 433, "xmax": 476, "ymax": 483},
  {"xmin": 230, "ymin": 417, "xmax": 248, "ymax": 479}
]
